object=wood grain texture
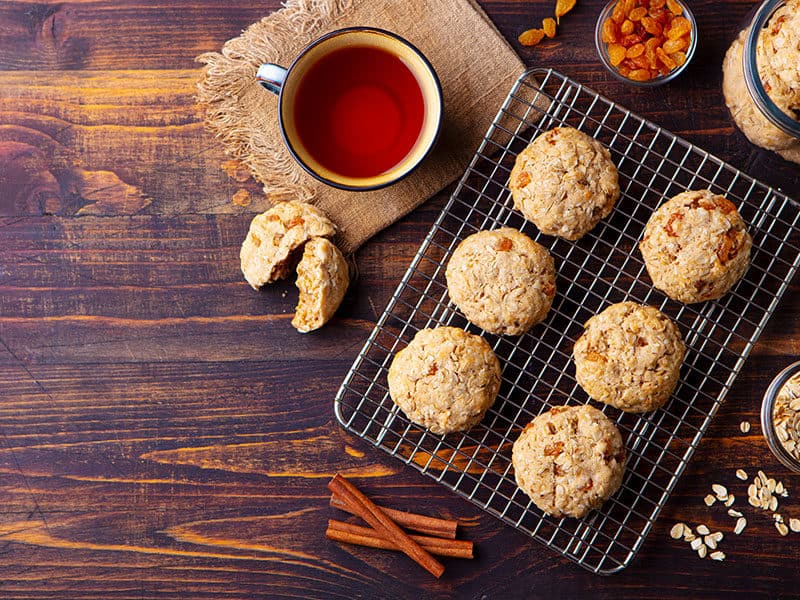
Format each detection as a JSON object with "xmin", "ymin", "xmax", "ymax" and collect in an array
[{"xmin": 1, "ymin": 0, "xmax": 800, "ymax": 598}]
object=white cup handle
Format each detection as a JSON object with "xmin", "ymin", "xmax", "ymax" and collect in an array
[{"xmin": 256, "ymin": 63, "xmax": 287, "ymax": 95}]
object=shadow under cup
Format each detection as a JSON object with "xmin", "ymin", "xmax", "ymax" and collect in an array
[{"xmin": 261, "ymin": 28, "xmax": 443, "ymax": 191}]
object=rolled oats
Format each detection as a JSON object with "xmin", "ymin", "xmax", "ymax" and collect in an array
[
  {"xmin": 734, "ymin": 517, "xmax": 747, "ymax": 535},
  {"xmin": 670, "ymin": 522, "xmax": 686, "ymax": 539}
]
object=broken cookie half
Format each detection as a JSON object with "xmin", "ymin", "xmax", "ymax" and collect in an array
[
  {"xmin": 239, "ymin": 201, "xmax": 348, "ymax": 333},
  {"xmin": 240, "ymin": 200, "xmax": 336, "ymax": 289},
  {"xmin": 292, "ymin": 238, "xmax": 349, "ymax": 333}
]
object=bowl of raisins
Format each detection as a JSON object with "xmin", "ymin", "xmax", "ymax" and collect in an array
[{"xmin": 595, "ymin": 0, "xmax": 696, "ymax": 86}]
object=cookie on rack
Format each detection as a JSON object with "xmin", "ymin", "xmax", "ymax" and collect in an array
[
  {"xmin": 512, "ymin": 404, "xmax": 626, "ymax": 518},
  {"xmin": 639, "ymin": 189, "xmax": 752, "ymax": 303},
  {"xmin": 573, "ymin": 302, "xmax": 685, "ymax": 413},
  {"xmin": 240, "ymin": 200, "xmax": 336, "ymax": 289},
  {"xmin": 445, "ymin": 227, "xmax": 556, "ymax": 336},
  {"xmin": 291, "ymin": 238, "xmax": 349, "ymax": 333},
  {"xmin": 387, "ymin": 326, "xmax": 502, "ymax": 435},
  {"xmin": 509, "ymin": 127, "xmax": 620, "ymax": 240}
]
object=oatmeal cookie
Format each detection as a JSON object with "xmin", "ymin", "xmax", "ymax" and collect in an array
[
  {"xmin": 573, "ymin": 302, "xmax": 685, "ymax": 413},
  {"xmin": 639, "ymin": 190, "xmax": 752, "ymax": 303},
  {"xmin": 387, "ymin": 327, "xmax": 502, "ymax": 435},
  {"xmin": 291, "ymin": 238, "xmax": 349, "ymax": 333},
  {"xmin": 240, "ymin": 201, "xmax": 336, "ymax": 289},
  {"xmin": 445, "ymin": 228, "xmax": 556, "ymax": 336},
  {"xmin": 509, "ymin": 127, "xmax": 620, "ymax": 240},
  {"xmin": 512, "ymin": 404, "xmax": 626, "ymax": 518}
]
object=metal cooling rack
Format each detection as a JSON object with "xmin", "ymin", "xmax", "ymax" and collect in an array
[{"xmin": 333, "ymin": 68, "xmax": 800, "ymax": 574}]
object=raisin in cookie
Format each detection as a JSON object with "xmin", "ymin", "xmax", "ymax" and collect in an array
[
  {"xmin": 509, "ymin": 127, "xmax": 620, "ymax": 240},
  {"xmin": 445, "ymin": 228, "xmax": 556, "ymax": 336},
  {"xmin": 291, "ymin": 238, "xmax": 349, "ymax": 333},
  {"xmin": 240, "ymin": 201, "xmax": 336, "ymax": 289},
  {"xmin": 512, "ymin": 404, "xmax": 626, "ymax": 518},
  {"xmin": 573, "ymin": 302, "xmax": 685, "ymax": 413},
  {"xmin": 639, "ymin": 190, "xmax": 752, "ymax": 303},
  {"xmin": 387, "ymin": 327, "xmax": 501, "ymax": 435}
]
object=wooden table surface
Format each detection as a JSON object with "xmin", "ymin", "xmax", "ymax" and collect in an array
[{"xmin": 2, "ymin": 1, "xmax": 800, "ymax": 598}]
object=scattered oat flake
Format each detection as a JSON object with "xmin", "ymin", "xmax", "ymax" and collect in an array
[
  {"xmin": 555, "ymin": 0, "xmax": 577, "ymax": 24},
  {"xmin": 725, "ymin": 495, "xmax": 735, "ymax": 507},
  {"xmin": 670, "ymin": 523, "xmax": 685, "ymax": 539},
  {"xmin": 543, "ymin": 17, "xmax": 557, "ymax": 38},
  {"xmin": 232, "ymin": 189, "xmax": 252, "ymax": 207},
  {"xmin": 736, "ymin": 469, "xmax": 748, "ymax": 480},
  {"xmin": 734, "ymin": 517, "xmax": 747, "ymax": 534},
  {"xmin": 696, "ymin": 524, "xmax": 710, "ymax": 536},
  {"xmin": 710, "ymin": 551, "xmax": 726, "ymax": 561},
  {"xmin": 740, "ymin": 421, "xmax": 751, "ymax": 433},
  {"xmin": 697, "ymin": 545, "xmax": 707, "ymax": 558},
  {"xmin": 777, "ymin": 522, "xmax": 790, "ymax": 536},
  {"xmin": 790, "ymin": 518, "xmax": 800, "ymax": 532},
  {"xmin": 519, "ymin": 28, "xmax": 546, "ymax": 46},
  {"xmin": 690, "ymin": 537, "xmax": 703, "ymax": 550},
  {"xmin": 704, "ymin": 494, "xmax": 716, "ymax": 506},
  {"xmin": 728, "ymin": 509, "xmax": 743, "ymax": 518},
  {"xmin": 712, "ymin": 484, "xmax": 728, "ymax": 499},
  {"xmin": 704, "ymin": 535, "xmax": 717, "ymax": 550}
]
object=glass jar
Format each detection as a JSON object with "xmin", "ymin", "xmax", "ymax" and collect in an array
[
  {"xmin": 761, "ymin": 361, "xmax": 800, "ymax": 473},
  {"xmin": 721, "ymin": 0, "xmax": 800, "ymax": 164}
]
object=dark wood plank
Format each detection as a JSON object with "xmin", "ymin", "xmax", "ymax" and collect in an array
[{"xmin": 2, "ymin": 0, "xmax": 800, "ymax": 598}]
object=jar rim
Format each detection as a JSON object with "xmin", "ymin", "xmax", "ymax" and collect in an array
[{"xmin": 743, "ymin": 0, "xmax": 800, "ymax": 139}]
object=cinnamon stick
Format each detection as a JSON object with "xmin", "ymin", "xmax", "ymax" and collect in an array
[
  {"xmin": 329, "ymin": 495, "xmax": 458, "ymax": 539},
  {"xmin": 326, "ymin": 520, "xmax": 473, "ymax": 559},
  {"xmin": 328, "ymin": 474, "xmax": 445, "ymax": 578}
]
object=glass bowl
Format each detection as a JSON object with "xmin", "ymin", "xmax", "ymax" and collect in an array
[
  {"xmin": 761, "ymin": 361, "xmax": 800, "ymax": 473},
  {"xmin": 594, "ymin": 0, "xmax": 698, "ymax": 87}
]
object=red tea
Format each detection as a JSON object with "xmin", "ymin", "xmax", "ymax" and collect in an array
[{"xmin": 293, "ymin": 45, "xmax": 425, "ymax": 179}]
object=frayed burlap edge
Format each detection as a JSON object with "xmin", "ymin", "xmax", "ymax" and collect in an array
[{"xmin": 196, "ymin": 0, "xmax": 353, "ymax": 203}]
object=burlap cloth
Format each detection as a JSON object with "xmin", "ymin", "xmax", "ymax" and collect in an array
[{"xmin": 197, "ymin": 0, "xmax": 525, "ymax": 253}]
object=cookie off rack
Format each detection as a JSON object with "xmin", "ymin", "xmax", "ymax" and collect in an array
[{"xmin": 334, "ymin": 68, "xmax": 800, "ymax": 574}]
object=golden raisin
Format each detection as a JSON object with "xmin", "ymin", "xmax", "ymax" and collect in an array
[
  {"xmin": 626, "ymin": 43, "xmax": 645, "ymax": 58},
  {"xmin": 667, "ymin": 16, "xmax": 691, "ymax": 39},
  {"xmin": 555, "ymin": 0, "xmax": 577, "ymax": 23},
  {"xmin": 496, "ymin": 237, "xmax": 513, "ymax": 251},
  {"xmin": 611, "ymin": 1, "xmax": 626, "ymax": 23},
  {"xmin": 519, "ymin": 28, "xmax": 546, "ymax": 46},
  {"xmin": 544, "ymin": 441, "xmax": 565, "ymax": 457},
  {"xmin": 621, "ymin": 18, "xmax": 634, "ymax": 34},
  {"xmin": 602, "ymin": 18, "xmax": 618, "ymax": 43},
  {"xmin": 656, "ymin": 46, "xmax": 677, "ymax": 70},
  {"xmin": 608, "ymin": 43, "xmax": 627, "ymax": 66},
  {"xmin": 665, "ymin": 0, "xmax": 683, "ymax": 15},
  {"xmin": 628, "ymin": 68, "xmax": 651, "ymax": 81},
  {"xmin": 629, "ymin": 6, "xmax": 647, "ymax": 20},
  {"xmin": 641, "ymin": 16, "xmax": 662, "ymax": 35},
  {"xmin": 621, "ymin": 33, "xmax": 643, "ymax": 47},
  {"xmin": 543, "ymin": 17, "xmax": 557, "ymax": 38},
  {"xmin": 661, "ymin": 36, "xmax": 687, "ymax": 53},
  {"xmin": 670, "ymin": 51, "xmax": 687, "ymax": 66}
]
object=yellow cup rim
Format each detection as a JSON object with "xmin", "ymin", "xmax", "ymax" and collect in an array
[{"xmin": 277, "ymin": 27, "xmax": 443, "ymax": 192}]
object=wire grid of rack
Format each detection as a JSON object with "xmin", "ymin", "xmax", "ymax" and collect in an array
[{"xmin": 333, "ymin": 69, "xmax": 800, "ymax": 574}]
